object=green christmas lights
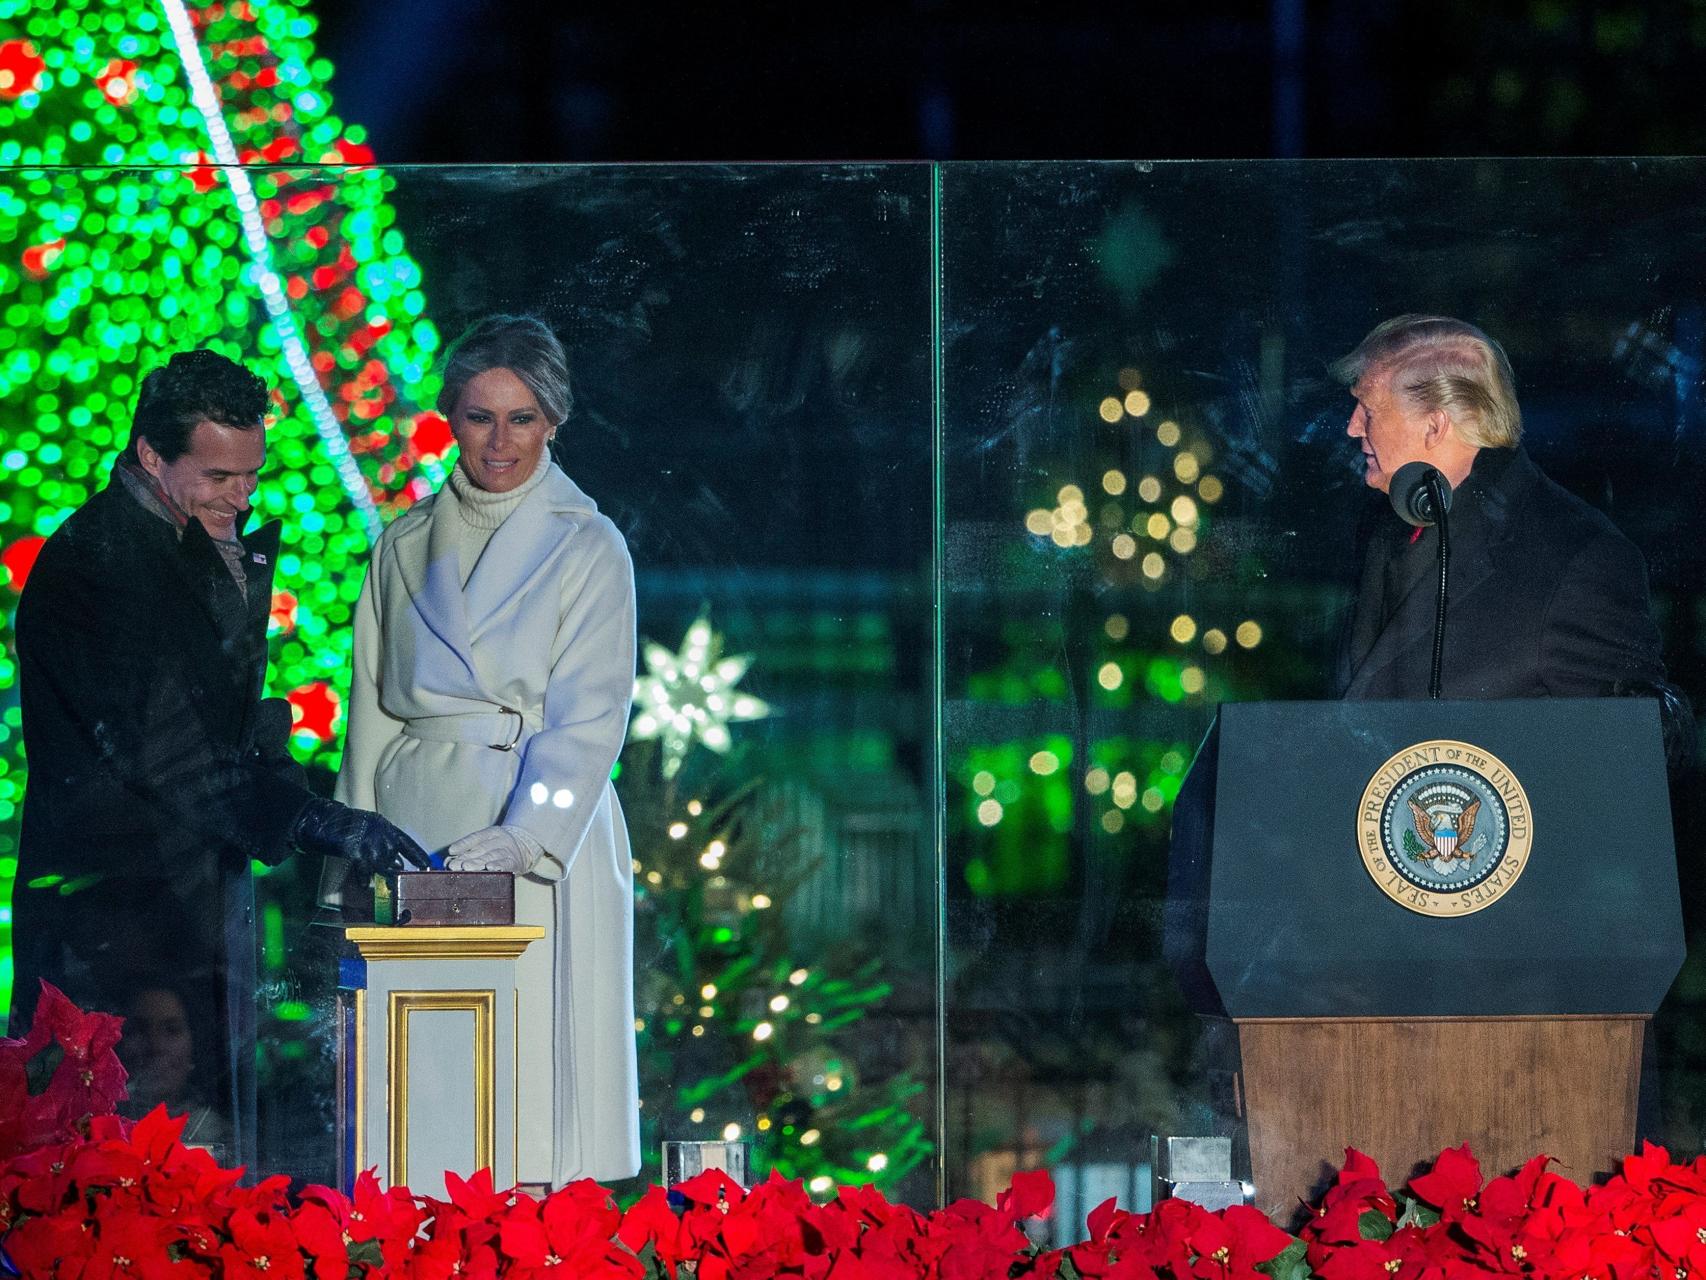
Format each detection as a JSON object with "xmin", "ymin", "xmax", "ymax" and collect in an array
[{"xmin": 0, "ymin": 0, "xmax": 449, "ymax": 1009}]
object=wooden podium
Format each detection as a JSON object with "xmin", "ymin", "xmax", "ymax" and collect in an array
[
  {"xmin": 339, "ymin": 925, "xmax": 545, "ymax": 1198},
  {"xmin": 1168, "ymin": 700, "xmax": 1683, "ymax": 1219}
]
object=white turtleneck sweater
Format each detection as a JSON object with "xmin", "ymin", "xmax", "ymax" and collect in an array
[
  {"xmin": 442, "ymin": 449, "xmax": 555, "ymax": 870},
  {"xmin": 446, "ymin": 449, "xmax": 552, "ymax": 587}
]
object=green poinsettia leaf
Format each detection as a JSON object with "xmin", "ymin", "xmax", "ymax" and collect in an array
[
  {"xmin": 1257, "ymin": 1237, "xmax": 1311, "ymax": 1280},
  {"xmin": 634, "ymin": 1240, "xmax": 672, "ymax": 1280},
  {"xmin": 1359, "ymin": 1209, "xmax": 1396, "ymax": 1241},
  {"xmin": 24, "ymin": 1044, "xmax": 64, "ymax": 1098},
  {"xmin": 347, "ymin": 1239, "xmax": 385, "ymax": 1270},
  {"xmin": 1396, "ymin": 1194, "xmax": 1442, "ymax": 1229}
]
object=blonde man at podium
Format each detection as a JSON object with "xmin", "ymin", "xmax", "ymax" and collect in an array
[
  {"xmin": 334, "ymin": 314, "xmax": 641, "ymax": 1185},
  {"xmin": 1333, "ymin": 315, "xmax": 1676, "ymax": 730}
]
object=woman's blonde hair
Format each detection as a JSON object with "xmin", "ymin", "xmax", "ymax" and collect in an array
[
  {"xmin": 437, "ymin": 314, "xmax": 572, "ymax": 426},
  {"xmin": 1329, "ymin": 315, "xmax": 1522, "ymax": 449}
]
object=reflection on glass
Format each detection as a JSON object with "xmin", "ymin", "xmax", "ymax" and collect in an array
[
  {"xmin": 942, "ymin": 160, "xmax": 1706, "ymax": 1228},
  {"xmin": 0, "ymin": 164, "xmax": 937, "ymax": 1200}
]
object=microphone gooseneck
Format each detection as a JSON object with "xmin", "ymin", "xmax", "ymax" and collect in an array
[
  {"xmin": 1424, "ymin": 470, "xmax": 1450, "ymax": 700},
  {"xmin": 1385, "ymin": 462, "xmax": 1454, "ymax": 699}
]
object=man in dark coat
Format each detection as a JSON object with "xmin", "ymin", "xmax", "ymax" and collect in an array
[
  {"xmin": 1334, "ymin": 315, "xmax": 1673, "ymax": 710},
  {"xmin": 11, "ymin": 348, "xmax": 429, "ymax": 1163}
]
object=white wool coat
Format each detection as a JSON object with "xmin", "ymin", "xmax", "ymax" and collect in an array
[{"xmin": 334, "ymin": 461, "xmax": 640, "ymax": 1185}]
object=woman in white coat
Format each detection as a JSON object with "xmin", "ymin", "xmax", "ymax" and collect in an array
[{"xmin": 334, "ymin": 314, "xmax": 639, "ymax": 1185}]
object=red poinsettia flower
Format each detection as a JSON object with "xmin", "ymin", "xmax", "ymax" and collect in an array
[
  {"xmin": 927, "ymin": 1196, "xmax": 1034, "ymax": 1280},
  {"xmin": 0, "ymin": 981, "xmax": 128, "ymax": 1157},
  {"xmin": 443, "ymin": 1167, "xmax": 512, "ymax": 1222},
  {"xmin": 1136, "ymin": 1196, "xmax": 1217, "ymax": 1276},
  {"xmin": 300, "ymin": 1171, "xmax": 422, "ymax": 1272},
  {"xmin": 218, "ymin": 1208, "xmax": 308, "ymax": 1280},
  {"xmin": 1549, "ymin": 1224, "xmax": 1651, "ymax": 1280},
  {"xmin": 229, "ymin": 1173, "xmax": 296, "ymax": 1219},
  {"xmin": 1055, "ymin": 1242, "xmax": 1163, "ymax": 1280},
  {"xmin": 1046, "ymin": 1195, "xmax": 1167, "ymax": 1279},
  {"xmin": 68, "ymin": 1138, "xmax": 149, "ymax": 1206},
  {"xmin": 126, "ymin": 1106, "xmax": 186, "ymax": 1165},
  {"xmin": 1651, "ymin": 1191, "xmax": 1706, "ymax": 1276},
  {"xmin": 673, "ymin": 1167, "xmax": 745, "ymax": 1212},
  {"xmin": 5, "ymin": 1140, "xmax": 78, "ymax": 1217},
  {"xmin": 499, "ymin": 1182, "xmax": 641, "ymax": 1279},
  {"xmin": 1617, "ymin": 1142, "xmax": 1693, "ymax": 1199},
  {"xmin": 400, "ymin": 1230, "xmax": 501, "ymax": 1280},
  {"xmin": 289, "ymin": 1199, "xmax": 355, "ymax": 1280},
  {"xmin": 850, "ymin": 1198, "xmax": 936, "ymax": 1279},
  {"xmin": 1452, "ymin": 1156, "xmax": 1578, "ymax": 1276},
  {"xmin": 615, "ymin": 1184, "xmax": 685, "ymax": 1270},
  {"xmin": 1187, "ymin": 1204, "xmax": 1296, "ymax": 1280},
  {"xmin": 85, "ymin": 1205, "xmax": 203, "ymax": 1280},
  {"xmin": 705, "ymin": 1172, "xmax": 806, "ymax": 1271},
  {"xmin": 998, "ymin": 1168, "xmax": 1057, "ymax": 1222},
  {"xmin": 1409, "ymin": 1145, "xmax": 1484, "ymax": 1221},
  {"xmin": 166, "ymin": 1208, "xmax": 233, "ymax": 1266},
  {"xmin": 1315, "ymin": 1237, "xmax": 1404, "ymax": 1280},
  {"xmin": 4, "ymin": 1206, "xmax": 96, "ymax": 1277},
  {"xmin": 1307, "ymin": 1149, "xmax": 1399, "ymax": 1254}
]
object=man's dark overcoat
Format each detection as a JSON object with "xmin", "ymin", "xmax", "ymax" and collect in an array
[
  {"xmin": 1340, "ymin": 445, "xmax": 1666, "ymax": 699},
  {"xmin": 10, "ymin": 478, "xmax": 309, "ymax": 1163}
]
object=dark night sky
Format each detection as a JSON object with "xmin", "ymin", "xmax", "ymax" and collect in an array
[{"xmin": 309, "ymin": 1, "xmax": 1706, "ymax": 164}]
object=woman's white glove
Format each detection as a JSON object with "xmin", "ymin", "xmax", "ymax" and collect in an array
[{"xmin": 444, "ymin": 825, "xmax": 545, "ymax": 875}]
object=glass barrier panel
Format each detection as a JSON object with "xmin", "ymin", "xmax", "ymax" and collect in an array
[
  {"xmin": 939, "ymin": 158, "xmax": 1706, "ymax": 1228},
  {"xmin": 0, "ymin": 163, "xmax": 939, "ymax": 1201}
]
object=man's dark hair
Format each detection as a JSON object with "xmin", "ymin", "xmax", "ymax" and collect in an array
[{"xmin": 124, "ymin": 348, "xmax": 268, "ymax": 464}]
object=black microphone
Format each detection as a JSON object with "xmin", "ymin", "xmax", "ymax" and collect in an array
[
  {"xmin": 1388, "ymin": 462, "xmax": 1453, "ymax": 699},
  {"xmin": 1388, "ymin": 461, "xmax": 1453, "ymax": 527}
]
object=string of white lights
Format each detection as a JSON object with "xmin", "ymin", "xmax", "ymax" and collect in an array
[{"xmin": 161, "ymin": 0, "xmax": 382, "ymax": 541}]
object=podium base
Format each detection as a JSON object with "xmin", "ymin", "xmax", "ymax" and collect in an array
[{"xmin": 1231, "ymin": 1015, "xmax": 1645, "ymax": 1222}]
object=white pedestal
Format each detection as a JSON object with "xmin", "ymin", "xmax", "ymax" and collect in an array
[{"xmin": 342, "ymin": 925, "xmax": 544, "ymax": 1198}]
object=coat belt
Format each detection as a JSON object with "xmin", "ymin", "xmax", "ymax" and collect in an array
[{"xmin": 401, "ymin": 708, "xmax": 527, "ymax": 751}]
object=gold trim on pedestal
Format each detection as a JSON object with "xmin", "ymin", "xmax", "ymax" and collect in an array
[
  {"xmin": 513, "ymin": 988, "xmax": 520, "ymax": 1183},
  {"xmin": 346, "ymin": 926, "xmax": 544, "ymax": 961},
  {"xmin": 387, "ymin": 990, "xmax": 496, "ymax": 1186},
  {"xmin": 354, "ymin": 987, "xmax": 367, "ymax": 1175}
]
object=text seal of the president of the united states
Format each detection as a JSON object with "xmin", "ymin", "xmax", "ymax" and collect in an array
[{"xmin": 1356, "ymin": 739, "xmax": 1532, "ymax": 918}]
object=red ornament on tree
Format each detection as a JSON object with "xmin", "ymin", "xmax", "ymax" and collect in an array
[
  {"xmin": 287, "ymin": 681, "xmax": 341, "ymax": 741},
  {"xmin": 183, "ymin": 150, "xmax": 221, "ymax": 193},
  {"xmin": 20, "ymin": 238, "xmax": 65, "ymax": 282},
  {"xmin": 95, "ymin": 59, "xmax": 139, "ymax": 106},
  {"xmin": 268, "ymin": 589, "xmax": 299, "ymax": 635},
  {"xmin": 319, "ymin": 137, "xmax": 375, "ymax": 166},
  {"xmin": 2, "ymin": 535, "xmax": 45, "ymax": 592},
  {"xmin": 409, "ymin": 412, "xmax": 455, "ymax": 460},
  {"xmin": 0, "ymin": 39, "xmax": 46, "ymax": 100}
]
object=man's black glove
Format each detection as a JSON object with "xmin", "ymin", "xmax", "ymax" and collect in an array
[{"xmin": 291, "ymin": 796, "xmax": 431, "ymax": 875}]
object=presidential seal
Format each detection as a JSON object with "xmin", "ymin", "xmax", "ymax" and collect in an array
[{"xmin": 1355, "ymin": 740, "xmax": 1532, "ymax": 918}]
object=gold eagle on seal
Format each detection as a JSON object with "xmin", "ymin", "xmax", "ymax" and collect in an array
[{"xmin": 1407, "ymin": 798, "xmax": 1480, "ymax": 862}]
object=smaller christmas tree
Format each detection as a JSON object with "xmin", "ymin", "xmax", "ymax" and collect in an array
[{"xmin": 622, "ymin": 615, "xmax": 931, "ymax": 1198}]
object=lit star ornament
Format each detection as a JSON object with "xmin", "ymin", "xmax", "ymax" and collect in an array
[{"xmin": 630, "ymin": 615, "xmax": 770, "ymax": 777}]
